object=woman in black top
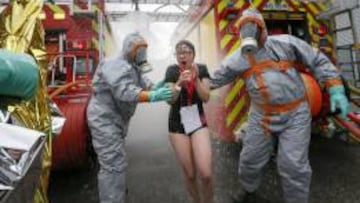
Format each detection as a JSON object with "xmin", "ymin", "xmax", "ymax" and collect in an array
[{"xmin": 165, "ymin": 40, "xmax": 213, "ymax": 203}]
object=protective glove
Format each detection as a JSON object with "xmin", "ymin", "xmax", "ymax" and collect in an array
[
  {"xmin": 328, "ymin": 85, "xmax": 350, "ymax": 119},
  {"xmin": 151, "ymin": 79, "xmax": 166, "ymax": 91},
  {"xmin": 149, "ymin": 86, "xmax": 173, "ymax": 102}
]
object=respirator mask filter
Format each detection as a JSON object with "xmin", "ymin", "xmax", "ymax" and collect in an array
[
  {"xmin": 240, "ymin": 21, "xmax": 261, "ymax": 55},
  {"xmin": 135, "ymin": 46, "xmax": 152, "ymax": 73}
]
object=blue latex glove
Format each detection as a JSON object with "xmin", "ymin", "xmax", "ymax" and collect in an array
[
  {"xmin": 151, "ymin": 80, "xmax": 166, "ymax": 91},
  {"xmin": 149, "ymin": 86, "xmax": 173, "ymax": 102},
  {"xmin": 329, "ymin": 85, "xmax": 350, "ymax": 119}
]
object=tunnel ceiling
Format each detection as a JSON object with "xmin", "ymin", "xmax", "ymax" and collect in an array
[
  {"xmin": 105, "ymin": 0, "xmax": 202, "ymax": 5},
  {"xmin": 105, "ymin": 0, "xmax": 204, "ymax": 22},
  {"xmin": 0, "ymin": 0, "xmax": 203, "ymax": 22}
]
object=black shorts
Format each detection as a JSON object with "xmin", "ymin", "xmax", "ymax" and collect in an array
[{"xmin": 169, "ymin": 117, "xmax": 207, "ymax": 136}]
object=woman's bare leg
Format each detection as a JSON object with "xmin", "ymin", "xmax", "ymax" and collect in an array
[
  {"xmin": 169, "ymin": 132, "xmax": 200, "ymax": 203},
  {"xmin": 191, "ymin": 128, "xmax": 214, "ymax": 203}
]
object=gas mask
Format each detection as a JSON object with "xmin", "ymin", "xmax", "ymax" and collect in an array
[
  {"xmin": 134, "ymin": 46, "xmax": 152, "ymax": 73},
  {"xmin": 240, "ymin": 21, "xmax": 261, "ymax": 55}
]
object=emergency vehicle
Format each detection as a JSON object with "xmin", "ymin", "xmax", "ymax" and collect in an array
[
  {"xmin": 41, "ymin": 0, "xmax": 360, "ymax": 170},
  {"xmin": 40, "ymin": 0, "xmax": 116, "ymax": 170},
  {"xmin": 172, "ymin": 0, "xmax": 360, "ymax": 142}
]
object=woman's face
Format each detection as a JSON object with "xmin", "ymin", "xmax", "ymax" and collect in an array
[{"xmin": 175, "ymin": 44, "xmax": 194, "ymax": 68}]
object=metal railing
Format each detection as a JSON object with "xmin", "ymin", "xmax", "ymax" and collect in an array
[
  {"xmin": 104, "ymin": 0, "xmax": 202, "ymax": 5},
  {"xmin": 49, "ymin": 54, "xmax": 77, "ymax": 87},
  {"xmin": 106, "ymin": 10, "xmax": 186, "ymax": 22}
]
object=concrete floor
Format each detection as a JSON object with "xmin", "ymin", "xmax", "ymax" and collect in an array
[{"xmin": 48, "ymin": 103, "xmax": 360, "ymax": 203}]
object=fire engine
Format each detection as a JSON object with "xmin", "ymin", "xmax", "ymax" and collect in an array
[
  {"xmin": 172, "ymin": 0, "xmax": 360, "ymax": 142},
  {"xmin": 41, "ymin": 0, "xmax": 116, "ymax": 170},
  {"xmin": 40, "ymin": 0, "xmax": 360, "ymax": 170}
]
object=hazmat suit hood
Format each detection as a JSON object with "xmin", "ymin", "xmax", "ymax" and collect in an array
[
  {"xmin": 238, "ymin": 8, "xmax": 268, "ymax": 54},
  {"xmin": 121, "ymin": 32, "xmax": 152, "ymax": 73}
]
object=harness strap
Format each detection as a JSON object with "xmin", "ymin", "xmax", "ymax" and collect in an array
[
  {"xmin": 243, "ymin": 57, "xmax": 305, "ymax": 136},
  {"xmin": 256, "ymin": 96, "xmax": 306, "ymax": 137},
  {"xmin": 242, "ymin": 59, "xmax": 294, "ymax": 80},
  {"xmin": 253, "ymin": 97, "xmax": 306, "ymax": 113}
]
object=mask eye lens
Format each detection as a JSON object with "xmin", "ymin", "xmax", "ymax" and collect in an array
[{"xmin": 135, "ymin": 47, "xmax": 147, "ymax": 64}]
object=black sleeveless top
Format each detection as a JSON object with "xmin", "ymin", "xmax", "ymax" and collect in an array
[{"xmin": 164, "ymin": 63, "xmax": 210, "ymax": 134}]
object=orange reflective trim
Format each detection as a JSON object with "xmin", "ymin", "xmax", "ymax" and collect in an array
[
  {"xmin": 324, "ymin": 79, "xmax": 342, "ymax": 88},
  {"xmin": 139, "ymin": 91, "xmax": 150, "ymax": 102}
]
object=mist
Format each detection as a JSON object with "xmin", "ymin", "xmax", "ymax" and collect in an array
[{"xmin": 110, "ymin": 11, "xmax": 178, "ymax": 142}]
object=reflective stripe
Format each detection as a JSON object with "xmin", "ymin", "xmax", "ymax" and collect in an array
[
  {"xmin": 39, "ymin": 12, "xmax": 46, "ymax": 20},
  {"xmin": 47, "ymin": 3, "xmax": 65, "ymax": 20},
  {"xmin": 39, "ymin": 3, "xmax": 65, "ymax": 20}
]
